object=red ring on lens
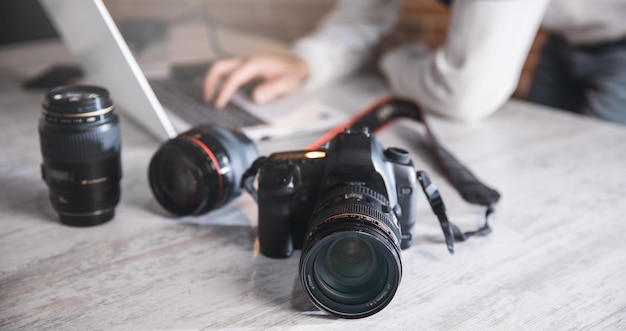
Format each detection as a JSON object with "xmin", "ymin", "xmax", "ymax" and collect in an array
[{"xmin": 181, "ymin": 135, "xmax": 224, "ymax": 209}]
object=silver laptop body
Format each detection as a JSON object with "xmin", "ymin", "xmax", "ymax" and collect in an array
[{"xmin": 39, "ymin": 0, "xmax": 347, "ymax": 142}]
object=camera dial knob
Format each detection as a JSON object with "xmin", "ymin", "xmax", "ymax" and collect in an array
[
  {"xmin": 384, "ymin": 147, "xmax": 410, "ymax": 164},
  {"xmin": 342, "ymin": 127, "xmax": 370, "ymax": 136}
]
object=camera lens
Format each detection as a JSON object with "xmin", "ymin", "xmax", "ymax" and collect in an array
[
  {"xmin": 38, "ymin": 85, "xmax": 122, "ymax": 226},
  {"xmin": 300, "ymin": 184, "xmax": 402, "ymax": 318},
  {"xmin": 327, "ymin": 238, "xmax": 375, "ymax": 281},
  {"xmin": 313, "ymin": 235, "xmax": 392, "ymax": 305},
  {"xmin": 148, "ymin": 125, "xmax": 258, "ymax": 216}
]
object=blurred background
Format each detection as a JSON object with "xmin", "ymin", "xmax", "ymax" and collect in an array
[{"xmin": 0, "ymin": 0, "xmax": 546, "ymax": 97}]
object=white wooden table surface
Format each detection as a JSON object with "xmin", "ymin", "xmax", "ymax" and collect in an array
[{"xmin": 1, "ymin": 24, "xmax": 626, "ymax": 331}]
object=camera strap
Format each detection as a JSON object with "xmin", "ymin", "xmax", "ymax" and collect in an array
[
  {"xmin": 241, "ymin": 156, "xmax": 268, "ymax": 203},
  {"xmin": 305, "ymin": 96, "xmax": 500, "ymax": 249}
]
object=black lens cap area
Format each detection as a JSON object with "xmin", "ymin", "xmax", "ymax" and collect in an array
[
  {"xmin": 148, "ymin": 144, "xmax": 208, "ymax": 216},
  {"xmin": 60, "ymin": 208, "xmax": 115, "ymax": 227},
  {"xmin": 43, "ymin": 85, "xmax": 113, "ymax": 114}
]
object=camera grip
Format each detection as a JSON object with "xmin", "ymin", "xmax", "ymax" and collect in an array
[{"xmin": 257, "ymin": 163, "xmax": 298, "ymax": 258}]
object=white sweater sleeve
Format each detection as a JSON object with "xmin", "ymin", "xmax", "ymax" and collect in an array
[
  {"xmin": 292, "ymin": 0, "xmax": 403, "ymax": 91},
  {"xmin": 381, "ymin": 0, "xmax": 550, "ymax": 121}
]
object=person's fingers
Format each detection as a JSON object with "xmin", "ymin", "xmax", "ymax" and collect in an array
[
  {"xmin": 208, "ymin": 54, "xmax": 309, "ymax": 108},
  {"xmin": 250, "ymin": 56, "xmax": 309, "ymax": 104},
  {"xmin": 214, "ymin": 61, "xmax": 266, "ymax": 109},
  {"xmin": 252, "ymin": 76, "xmax": 302, "ymax": 104},
  {"xmin": 203, "ymin": 58, "xmax": 242, "ymax": 103}
]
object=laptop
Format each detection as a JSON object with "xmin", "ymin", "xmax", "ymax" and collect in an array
[{"xmin": 38, "ymin": 0, "xmax": 347, "ymax": 142}]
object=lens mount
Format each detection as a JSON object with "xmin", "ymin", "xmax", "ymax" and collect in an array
[{"xmin": 58, "ymin": 208, "xmax": 116, "ymax": 227}]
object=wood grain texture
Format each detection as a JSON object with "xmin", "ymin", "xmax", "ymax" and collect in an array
[{"xmin": 1, "ymin": 35, "xmax": 626, "ymax": 331}]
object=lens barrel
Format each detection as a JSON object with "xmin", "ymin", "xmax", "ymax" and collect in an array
[
  {"xmin": 39, "ymin": 85, "xmax": 122, "ymax": 226},
  {"xmin": 148, "ymin": 125, "xmax": 258, "ymax": 216},
  {"xmin": 299, "ymin": 184, "xmax": 402, "ymax": 318}
]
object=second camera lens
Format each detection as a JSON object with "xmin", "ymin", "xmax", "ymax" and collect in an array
[
  {"xmin": 38, "ymin": 85, "xmax": 122, "ymax": 226},
  {"xmin": 148, "ymin": 125, "xmax": 258, "ymax": 216}
]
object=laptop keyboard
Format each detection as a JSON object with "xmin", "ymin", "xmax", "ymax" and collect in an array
[{"xmin": 149, "ymin": 79, "xmax": 265, "ymax": 129}]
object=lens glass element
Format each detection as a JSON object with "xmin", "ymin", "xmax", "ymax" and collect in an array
[
  {"xmin": 329, "ymin": 238, "xmax": 374, "ymax": 279},
  {"xmin": 148, "ymin": 143, "xmax": 212, "ymax": 215},
  {"xmin": 313, "ymin": 234, "xmax": 389, "ymax": 306},
  {"xmin": 158, "ymin": 152, "xmax": 205, "ymax": 213}
]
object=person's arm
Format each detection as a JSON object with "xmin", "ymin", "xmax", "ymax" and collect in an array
[
  {"xmin": 292, "ymin": 0, "xmax": 403, "ymax": 91},
  {"xmin": 381, "ymin": 0, "xmax": 550, "ymax": 121},
  {"xmin": 204, "ymin": 0, "xmax": 401, "ymax": 108}
]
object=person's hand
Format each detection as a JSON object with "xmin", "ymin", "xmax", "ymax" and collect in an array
[{"xmin": 203, "ymin": 53, "xmax": 309, "ymax": 109}]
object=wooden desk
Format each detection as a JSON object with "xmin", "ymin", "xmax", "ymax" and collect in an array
[{"xmin": 1, "ymin": 29, "xmax": 626, "ymax": 330}]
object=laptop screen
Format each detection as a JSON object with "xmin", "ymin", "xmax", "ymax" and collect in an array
[{"xmin": 39, "ymin": 0, "xmax": 177, "ymax": 141}]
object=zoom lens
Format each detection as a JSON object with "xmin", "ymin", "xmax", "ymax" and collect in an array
[
  {"xmin": 299, "ymin": 184, "xmax": 402, "ymax": 318},
  {"xmin": 39, "ymin": 85, "xmax": 122, "ymax": 226},
  {"xmin": 148, "ymin": 125, "xmax": 258, "ymax": 216}
]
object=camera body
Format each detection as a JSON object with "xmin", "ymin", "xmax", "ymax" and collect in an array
[{"xmin": 257, "ymin": 128, "xmax": 418, "ymax": 259}]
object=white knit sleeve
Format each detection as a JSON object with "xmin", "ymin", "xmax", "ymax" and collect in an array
[
  {"xmin": 292, "ymin": 0, "xmax": 403, "ymax": 91},
  {"xmin": 381, "ymin": 0, "xmax": 550, "ymax": 121}
]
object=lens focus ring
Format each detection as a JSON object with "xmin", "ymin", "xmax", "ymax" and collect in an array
[
  {"xmin": 310, "ymin": 185, "xmax": 401, "ymax": 246},
  {"xmin": 309, "ymin": 202, "xmax": 401, "ymax": 248},
  {"xmin": 39, "ymin": 121, "xmax": 121, "ymax": 161}
]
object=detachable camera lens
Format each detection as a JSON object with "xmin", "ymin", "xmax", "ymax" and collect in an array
[
  {"xmin": 148, "ymin": 125, "xmax": 258, "ymax": 216},
  {"xmin": 38, "ymin": 85, "xmax": 122, "ymax": 226},
  {"xmin": 300, "ymin": 184, "xmax": 402, "ymax": 318}
]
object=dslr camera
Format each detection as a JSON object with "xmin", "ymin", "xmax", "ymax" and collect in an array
[{"xmin": 255, "ymin": 127, "xmax": 418, "ymax": 318}]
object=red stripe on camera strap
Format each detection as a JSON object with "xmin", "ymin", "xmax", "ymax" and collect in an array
[{"xmin": 305, "ymin": 96, "xmax": 399, "ymax": 151}]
